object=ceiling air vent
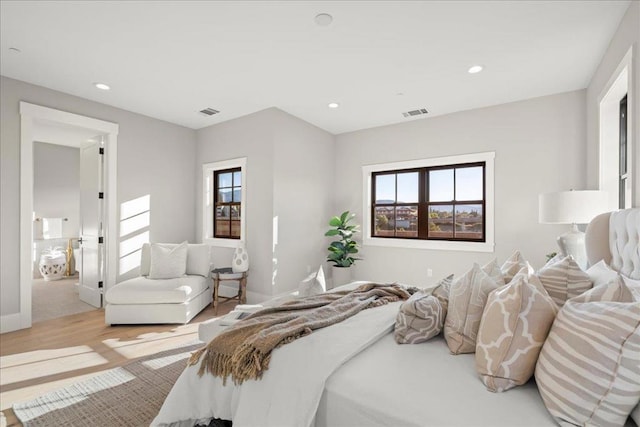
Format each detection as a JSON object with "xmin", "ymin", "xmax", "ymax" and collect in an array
[
  {"xmin": 402, "ymin": 108, "xmax": 429, "ymax": 118},
  {"xmin": 199, "ymin": 107, "xmax": 220, "ymax": 116}
]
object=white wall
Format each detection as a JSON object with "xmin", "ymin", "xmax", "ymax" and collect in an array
[
  {"xmin": 334, "ymin": 90, "xmax": 587, "ymax": 287},
  {"xmin": 272, "ymin": 110, "xmax": 335, "ymax": 296},
  {"xmin": 33, "ymin": 142, "xmax": 80, "ymax": 238},
  {"xmin": 0, "ymin": 76, "xmax": 197, "ymax": 317},
  {"xmin": 586, "ymin": 1, "xmax": 639, "ymax": 207},
  {"xmin": 196, "ymin": 108, "xmax": 334, "ymax": 301}
]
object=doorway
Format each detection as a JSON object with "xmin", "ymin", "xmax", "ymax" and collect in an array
[{"xmin": 19, "ymin": 103, "xmax": 118, "ymax": 330}]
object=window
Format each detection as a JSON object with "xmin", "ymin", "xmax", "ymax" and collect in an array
[
  {"xmin": 363, "ymin": 152, "xmax": 494, "ymax": 252},
  {"xmin": 203, "ymin": 158, "xmax": 246, "ymax": 247},
  {"xmin": 619, "ymin": 94, "xmax": 627, "ymax": 209},
  {"xmin": 214, "ymin": 167, "xmax": 242, "ymax": 239}
]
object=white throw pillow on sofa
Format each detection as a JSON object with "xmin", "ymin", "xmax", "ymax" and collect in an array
[
  {"xmin": 186, "ymin": 244, "xmax": 211, "ymax": 277},
  {"xmin": 148, "ymin": 241, "xmax": 188, "ymax": 279}
]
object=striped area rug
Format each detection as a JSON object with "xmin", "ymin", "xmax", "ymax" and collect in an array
[{"xmin": 13, "ymin": 343, "xmax": 200, "ymax": 427}]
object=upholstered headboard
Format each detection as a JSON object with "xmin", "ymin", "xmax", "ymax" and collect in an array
[{"xmin": 585, "ymin": 208, "xmax": 640, "ymax": 279}]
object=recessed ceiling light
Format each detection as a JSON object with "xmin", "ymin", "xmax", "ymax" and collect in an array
[
  {"xmin": 93, "ymin": 82, "xmax": 111, "ymax": 91},
  {"xmin": 9, "ymin": 47, "xmax": 21, "ymax": 53},
  {"xmin": 328, "ymin": 102, "xmax": 340, "ymax": 109},
  {"xmin": 468, "ymin": 65, "xmax": 484, "ymax": 74},
  {"xmin": 315, "ymin": 13, "xmax": 333, "ymax": 26}
]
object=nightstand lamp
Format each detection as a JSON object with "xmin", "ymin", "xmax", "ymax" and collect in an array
[{"xmin": 539, "ymin": 190, "xmax": 609, "ymax": 270}]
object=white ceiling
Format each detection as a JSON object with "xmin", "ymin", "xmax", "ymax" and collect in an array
[{"xmin": 0, "ymin": 1, "xmax": 631, "ymax": 135}]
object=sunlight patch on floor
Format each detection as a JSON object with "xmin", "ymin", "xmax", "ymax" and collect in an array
[
  {"xmin": 102, "ymin": 324, "xmax": 201, "ymax": 360},
  {"xmin": 0, "ymin": 346, "xmax": 107, "ymax": 385},
  {"xmin": 0, "ymin": 370, "xmax": 101, "ymax": 411}
]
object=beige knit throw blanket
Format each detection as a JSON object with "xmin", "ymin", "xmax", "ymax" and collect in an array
[{"xmin": 189, "ymin": 283, "xmax": 411, "ymax": 385}]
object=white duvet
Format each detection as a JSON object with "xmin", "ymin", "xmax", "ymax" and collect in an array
[{"xmin": 152, "ymin": 300, "xmax": 402, "ymax": 427}]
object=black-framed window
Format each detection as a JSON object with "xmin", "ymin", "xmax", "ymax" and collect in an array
[
  {"xmin": 214, "ymin": 167, "xmax": 242, "ymax": 239},
  {"xmin": 372, "ymin": 162, "xmax": 485, "ymax": 242}
]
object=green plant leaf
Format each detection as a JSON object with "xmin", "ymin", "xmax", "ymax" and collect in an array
[
  {"xmin": 324, "ymin": 230, "xmax": 339, "ymax": 236},
  {"xmin": 329, "ymin": 217, "xmax": 342, "ymax": 227},
  {"xmin": 340, "ymin": 211, "xmax": 350, "ymax": 223}
]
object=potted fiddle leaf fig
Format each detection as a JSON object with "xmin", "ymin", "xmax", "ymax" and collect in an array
[{"xmin": 325, "ymin": 211, "xmax": 360, "ymax": 286}]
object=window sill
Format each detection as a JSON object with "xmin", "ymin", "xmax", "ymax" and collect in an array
[
  {"xmin": 203, "ymin": 237, "xmax": 243, "ymax": 248},
  {"xmin": 364, "ymin": 236, "xmax": 494, "ymax": 253}
]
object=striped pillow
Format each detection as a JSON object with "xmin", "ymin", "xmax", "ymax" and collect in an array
[
  {"xmin": 394, "ymin": 275, "xmax": 454, "ymax": 344},
  {"xmin": 535, "ymin": 277, "xmax": 640, "ymax": 426},
  {"xmin": 476, "ymin": 270, "xmax": 558, "ymax": 392},
  {"xmin": 536, "ymin": 255, "xmax": 592, "ymax": 307},
  {"xmin": 444, "ymin": 263, "xmax": 502, "ymax": 354}
]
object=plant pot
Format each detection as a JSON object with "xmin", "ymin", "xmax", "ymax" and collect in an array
[{"xmin": 331, "ymin": 265, "xmax": 352, "ymax": 288}]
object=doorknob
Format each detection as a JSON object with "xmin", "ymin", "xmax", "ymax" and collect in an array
[{"xmin": 78, "ymin": 237, "xmax": 83, "ymax": 244}]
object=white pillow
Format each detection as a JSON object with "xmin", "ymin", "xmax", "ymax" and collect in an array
[
  {"xmin": 186, "ymin": 244, "xmax": 211, "ymax": 277},
  {"xmin": 299, "ymin": 265, "xmax": 326, "ymax": 297},
  {"xmin": 586, "ymin": 260, "xmax": 619, "ymax": 288},
  {"xmin": 148, "ymin": 241, "xmax": 188, "ymax": 279}
]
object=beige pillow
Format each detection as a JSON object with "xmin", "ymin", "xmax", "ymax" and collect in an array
[
  {"xmin": 482, "ymin": 258, "xmax": 506, "ymax": 286},
  {"xmin": 431, "ymin": 274, "xmax": 455, "ymax": 312},
  {"xmin": 394, "ymin": 293, "xmax": 444, "ymax": 344},
  {"xmin": 500, "ymin": 250, "xmax": 533, "ymax": 283},
  {"xmin": 536, "ymin": 255, "xmax": 592, "ymax": 307},
  {"xmin": 476, "ymin": 270, "xmax": 558, "ymax": 392},
  {"xmin": 535, "ymin": 278, "xmax": 640, "ymax": 427},
  {"xmin": 444, "ymin": 263, "xmax": 502, "ymax": 354},
  {"xmin": 394, "ymin": 275, "xmax": 453, "ymax": 344}
]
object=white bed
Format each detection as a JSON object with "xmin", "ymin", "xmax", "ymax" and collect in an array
[{"xmin": 154, "ymin": 208, "xmax": 640, "ymax": 427}]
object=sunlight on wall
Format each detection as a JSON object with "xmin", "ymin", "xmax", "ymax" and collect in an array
[
  {"xmin": 272, "ymin": 216, "xmax": 279, "ymax": 287},
  {"xmin": 0, "ymin": 346, "xmax": 107, "ymax": 385},
  {"xmin": 118, "ymin": 195, "xmax": 151, "ymax": 275}
]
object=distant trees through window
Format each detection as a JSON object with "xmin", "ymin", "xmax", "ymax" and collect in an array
[{"xmin": 372, "ymin": 162, "xmax": 485, "ymax": 242}]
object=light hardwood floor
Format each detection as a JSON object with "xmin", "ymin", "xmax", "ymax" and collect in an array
[{"xmin": 0, "ymin": 300, "xmax": 236, "ymax": 427}]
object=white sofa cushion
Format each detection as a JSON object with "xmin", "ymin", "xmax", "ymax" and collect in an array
[
  {"xmin": 140, "ymin": 243, "xmax": 211, "ymax": 277},
  {"xmin": 149, "ymin": 242, "xmax": 188, "ymax": 279},
  {"xmin": 106, "ymin": 275, "xmax": 210, "ymax": 304}
]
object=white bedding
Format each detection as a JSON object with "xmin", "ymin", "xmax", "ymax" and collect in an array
[
  {"xmin": 152, "ymin": 298, "xmax": 402, "ymax": 427},
  {"xmin": 317, "ymin": 334, "xmax": 556, "ymax": 427}
]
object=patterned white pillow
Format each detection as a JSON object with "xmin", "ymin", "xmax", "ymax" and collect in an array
[
  {"xmin": 444, "ymin": 263, "xmax": 502, "ymax": 354},
  {"xmin": 536, "ymin": 255, "xmax": 592, "ymax": 307},
  {"xmin": 535, "ymin": 277, "xmax": 640, "ymax": 427},
  {"xmin": 148, "ymin": 241, "xmax": 188, "ymax": 279},
  {"xmin": 500, "ymin": 250, "xmax": 533, "ymax": 283},
  {"xmin": 476, "ymin": 270, "xmax": 558, "ymax": 392},
  {"xmin": 394, "ymin": 275, "xmax": 454, "ymax": 344}
]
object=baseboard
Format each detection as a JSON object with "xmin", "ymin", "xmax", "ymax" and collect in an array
[{"xmin": 0, "ymin": 312, "xmax": 23, "ymax": 334}]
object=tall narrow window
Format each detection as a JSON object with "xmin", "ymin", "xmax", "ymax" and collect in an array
[
  {"xmin": 214, "ymin": 167, "xmax": 242, "ymax": 239},
  {"xmin": 619, "ymin": 94, "xmax": 627, "ymax": 209}
]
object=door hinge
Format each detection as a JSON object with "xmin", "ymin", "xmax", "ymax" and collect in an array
[
  {"xmin": 99, "ymin": 147, "xmax": 104, "ymax": 155},
  {"xmin": 98, "ymin": 236, "xmax": 104, "ymax": 244},
  {"xmin": 98, "ymin": 192, "xmax": 104, "ymax": 199},
  {"xmin": 98, "ymin": 281, "xmax": 104, "ymax": 289}
]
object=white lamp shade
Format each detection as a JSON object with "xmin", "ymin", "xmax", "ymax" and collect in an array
[{"xmin": 539, "ymin": 190, "xmax": 609, "ymax": 224}]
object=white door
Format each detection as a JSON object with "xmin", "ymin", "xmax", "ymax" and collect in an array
[{"xmin": 79, "ymin": 136, "xmax": 105, "ymax": 308}]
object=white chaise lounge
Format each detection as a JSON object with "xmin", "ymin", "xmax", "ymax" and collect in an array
[{"xmin": 105, "ymin": 242, "xmax": 212, "ymax": 325}]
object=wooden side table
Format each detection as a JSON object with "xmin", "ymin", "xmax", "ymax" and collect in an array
[{"xmin": 211, "ymin": 268, "xmax": 248, "ymax": 315}]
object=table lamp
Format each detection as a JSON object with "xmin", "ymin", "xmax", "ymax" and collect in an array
[{"xmin": 538, "ymin": 190, "xmax": 609, "ymax": 270}]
